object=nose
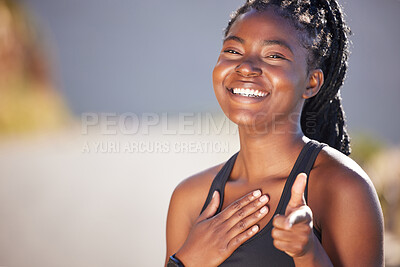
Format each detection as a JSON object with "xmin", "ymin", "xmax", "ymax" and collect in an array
[{"xmin": 235, "ymin": 59, "xmax": 262, "ymax": 77}]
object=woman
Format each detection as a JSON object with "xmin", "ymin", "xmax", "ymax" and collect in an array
[{"xmin": 165, "ymin": 0, "xmax": 384, "ymax": 266}]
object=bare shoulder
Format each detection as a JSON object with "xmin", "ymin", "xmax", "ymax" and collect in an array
[
  {"xmin": 312, "ymin": 145, "xmax": 378, "ymax": 199},
  {"xmin": 310, "ymin": 145, "xmax": 384, "ymax": 266},
  {"xmin": 169, "ymin": 162, "xmax": 224, "ymax": 224}
]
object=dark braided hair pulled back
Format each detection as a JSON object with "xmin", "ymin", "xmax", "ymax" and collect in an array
[{"xmin": 225, "ymin": 0, "xmax": 351, "ymax": 155}]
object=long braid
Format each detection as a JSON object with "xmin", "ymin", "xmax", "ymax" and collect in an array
[
  {"xmin": 302, "ymin": 0, "xmax": 351, "ymax": 155},
  {"xmin": 225, "ymin": 0, "xmax": 351, "ymax": 155}
]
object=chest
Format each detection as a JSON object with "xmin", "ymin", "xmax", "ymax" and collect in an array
[{"xmin": 221, "ymin": 178, "xmax": 288, "ymax": 231}]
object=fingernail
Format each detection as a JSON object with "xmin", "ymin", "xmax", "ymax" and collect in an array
[
  {"xmin": 212, "ymin": 191, "xmax": 217, "ymax": 198},
  {"xmin": 253, "ymin": 190, "xmax": 261, "ymax": 197},
  {"xmin": 260, "ymin": 206, "xmax": 268, "ymax": 214},
  {"xmin": 300, "ymin": 173, "xmax": 307, "ymax": 183},
  {"xmin": 251, "ymin": 225, "xmax": 259, "ymax": 233},
  {"xmin": 259, "ymin": 195, "xmax": 268, "ymax": 202}
]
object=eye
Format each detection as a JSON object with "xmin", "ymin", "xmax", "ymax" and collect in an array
[
  {"xmin": 223, "ymin": 49, "xmax": 242, "ymax": 55},
  {"xmin": 266, "ymin": 54, "xmax": 286, "ymax": 60}
]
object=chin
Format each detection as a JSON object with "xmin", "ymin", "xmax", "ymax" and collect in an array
[{"xmin": 222, "ymin": 108, "xmax": 273, "ymax": 133}]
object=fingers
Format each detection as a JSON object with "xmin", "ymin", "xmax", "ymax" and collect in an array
[
  {"xmin": 224, "ymin": 195, "xmax": 269, "ymax": 236},
  {"xmin": 227, "ymin": 224, "xmax": 260, "ymax": 251},
  {"xmin": 272, "ymin": 214, "xmax": 314, "ymax": 257},
  {"xmin": 272, "ymin": 239, "xmax": 308, "ymax": 258},
  {"xmin": 210, "ymin": 190, "xmax": 270, "ymax": 252},
  {"xmin": 197, "ymin": 191, "xmax": 220, "ymax": 222},
  {"xmin": 287, "ymin": 206, "xmax": 313, "ymax": 227},
  {"xmin": 272, "ymin": 215, "xmax": 312, "ymax": 235},
  {"xmin": 196, "ymin": 189, "xmax": 270, "ymax": 256},
  {"xmin": 219, "ymin": 190, "xmax": 264, "ymax": 221},
  {"xmin": 273, "ymin": 214, "xmax": 292, "ymax": 230},
  {"xmin": 274, "ymin": 206, "xmax": 312, "ymax": 230},
  {"xmin": 287, "ymin": 173, "xmax": 307, "ymax": 211}
]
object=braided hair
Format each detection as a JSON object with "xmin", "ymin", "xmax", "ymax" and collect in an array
[{"xmin": 225, "ymin": 0, "xmax": 351, "ymax": 155}]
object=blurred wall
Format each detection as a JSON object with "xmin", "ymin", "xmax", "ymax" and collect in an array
[{"xmin": 23, "ymin": 0, "xmax": 400, "ymax": 143}]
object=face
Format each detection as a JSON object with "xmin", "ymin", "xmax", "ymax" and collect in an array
[{"xmin": 213, "ymin": 8, "xmax": 322, "ymax": 132}]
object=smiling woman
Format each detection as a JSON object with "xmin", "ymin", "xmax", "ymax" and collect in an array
[{"xmin": 165, "ymin": 1, "xmax": 383, "ymax": 266}]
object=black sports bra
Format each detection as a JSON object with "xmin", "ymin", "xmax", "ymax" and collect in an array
[{"xmin": 200, "ymin": 140, "xmax": 326, "ymax": 266}]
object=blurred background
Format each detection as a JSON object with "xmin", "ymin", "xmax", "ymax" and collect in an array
[{"xmin": 0, "ymin": 0, "xmax": 399, "ymax": 266}]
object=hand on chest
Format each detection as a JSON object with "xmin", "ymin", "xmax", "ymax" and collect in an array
[{"xmin": 222, "ymin": 178, "xmax": 287, "ymax": 231}]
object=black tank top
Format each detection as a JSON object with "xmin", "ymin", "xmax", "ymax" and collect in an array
[{"xmin": 200, "ymin": 140, "xmax": 326, "ymax": 266}]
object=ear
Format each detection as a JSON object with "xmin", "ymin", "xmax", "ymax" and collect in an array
[{"xmin": 303, "ymin": 69, "xmax": 324, "ymax": 99}]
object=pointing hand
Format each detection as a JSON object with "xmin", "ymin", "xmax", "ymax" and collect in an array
[{"xmin": 271, "ymin": 173, "xmax": 315, "ymax": 258}]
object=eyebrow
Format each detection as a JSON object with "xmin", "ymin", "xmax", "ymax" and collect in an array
[
  {"xmin": 223, "ymin": 35, "xmax": 294, "ymax": 54},
  {"xmin": 223, "ymin": 35, "xmax": 245, "ymax": 44},
  {"xmin": 262, "ymin": 40, "xmax": 293, "ymax": 54}
]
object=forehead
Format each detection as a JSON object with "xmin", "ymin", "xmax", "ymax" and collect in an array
[{"xmin": 227, "ymin": 8, "xmax": 303, "ymax": 48}]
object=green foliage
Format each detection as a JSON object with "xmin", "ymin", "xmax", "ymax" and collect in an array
[{"xmin": 349, "ymin": 132, "xmax": 385, "ymax": 167}]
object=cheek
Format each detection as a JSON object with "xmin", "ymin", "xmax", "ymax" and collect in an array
[
  {"xmin": 212, "ymin": 60, "xmax": 235, "ymax": 118},
  {"xmin": 212, "ymin": 59, "xmax": 234, "ymax": 88},
  {"xmin": 266, "ymin": 66, "xmax": 307, "ymax": 116},
  {"xmin": 269, "ymin": 66, "xmax": 306, "ymax": 97},
  {"xmin": 212, "ymin": 60, "xmax": 232, "ymax": 106}
]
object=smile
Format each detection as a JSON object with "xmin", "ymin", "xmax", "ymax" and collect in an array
[{"xmin": 228, "ymin": 88, "xmax": 269, "ymax": 98}]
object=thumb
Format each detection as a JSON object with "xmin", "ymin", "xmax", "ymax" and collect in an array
[
  {"xmin": 287, "ymin": 173, "xmax": 307, "ymax": 211},
  {"xmin": 197, "ymin": 191, "xmax": 220, "ymax": 222}
]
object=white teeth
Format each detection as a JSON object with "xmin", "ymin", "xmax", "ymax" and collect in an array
[{"xmin": 231, "ymin": 88, "xmax": 267, "ymax": 97}]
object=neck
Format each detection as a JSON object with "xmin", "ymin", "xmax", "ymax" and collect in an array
[{"xmin": 233, "ymin": 121, "xmax": 309, "ymax": 184}]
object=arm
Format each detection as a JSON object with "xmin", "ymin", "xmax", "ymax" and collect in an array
[
  {"xmin": 272, "ymin": 156, "xmax": 384, "ymax": 266},
  {"xmin": 320, "ymin": 166, "xmax": 384, "ymax": 266},
  {"xmin": 165, "ymin": 182, "xmax": 195, "ymax": 266}
]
